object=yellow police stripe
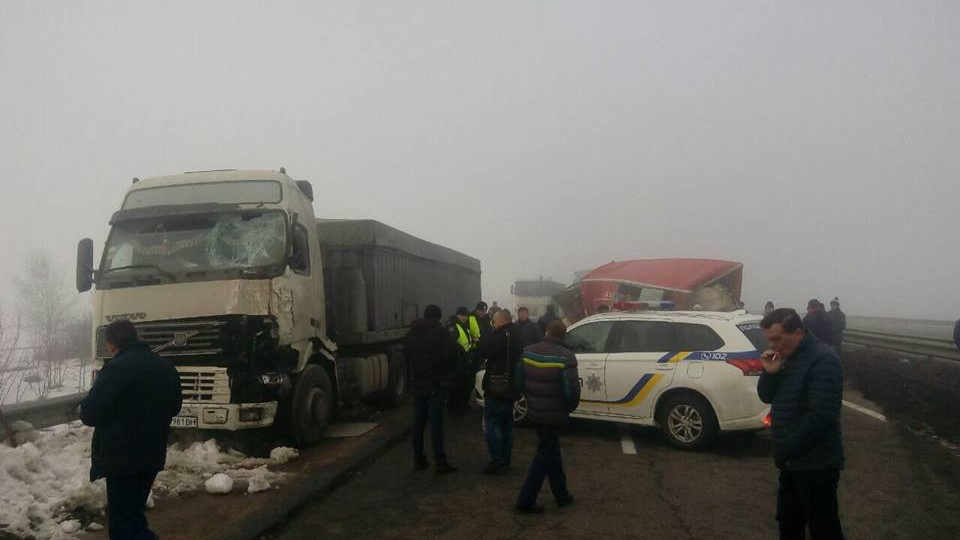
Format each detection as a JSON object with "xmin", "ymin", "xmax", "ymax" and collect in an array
[{"xmin": 610, "ymin": 374, "xmax": 664, "ymax": 407}]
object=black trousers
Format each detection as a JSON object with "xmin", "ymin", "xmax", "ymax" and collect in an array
[
  {"xmin": 412, "ymin": 389, "xmax": 448, "ymax": 465},
  {"xmin": 517, "ymin": 426, "xmax": 571, "ymax": 508},
  {"xmin": 777, "ymin": 469, "xmax": 845, "ymax": 540},
  {"xmin": 106, "ymin": 473, "xmax": 158, "ymax": 540}
]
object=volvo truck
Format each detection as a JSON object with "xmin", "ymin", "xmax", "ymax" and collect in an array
[{"xmin": 76, "ymin": 168, "xmax": 481, "ymax": 446}]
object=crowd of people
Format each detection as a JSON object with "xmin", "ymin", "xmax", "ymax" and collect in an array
[
  {"xmin": 402, "ymin": 301, "xmax": 578, "ymax": 513},
  {"xmin": 764, "ymin": 297, "xmax": 847, "ymax": 353}
]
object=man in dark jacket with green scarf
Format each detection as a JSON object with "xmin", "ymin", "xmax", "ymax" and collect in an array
[
  {"xmin": 758, "ymin": 308, "xmax": 845, "ymax": 540},
  {"xmin": 513, "ymin": 320, "xmax": 579, "ymax": 514}
]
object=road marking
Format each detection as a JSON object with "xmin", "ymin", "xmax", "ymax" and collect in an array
[
  {"xmin": 842, "ymin": 400, "xmax": 887, "ymax": 422},
  {"xmin": 619, "ymin": 424, "xmax": 638, "ymax": 454}
]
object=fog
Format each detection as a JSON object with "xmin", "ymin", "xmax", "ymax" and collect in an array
[{"xmin": 1, "ymin": 1, "xmax": 957, "ymax": 321}]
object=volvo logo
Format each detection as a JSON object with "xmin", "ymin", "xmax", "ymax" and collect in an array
[
  {"xmin": 174, "ymin": 332, "xmax": 191, "ymax": 347},
  {"xmin": 106, "ymin": 312, "xmax": 147, "ymax": 322}
]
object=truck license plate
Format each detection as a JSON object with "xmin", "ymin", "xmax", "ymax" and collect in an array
[{"xmin": 170, "ymin": 416, "xmax": 198, "ymax": 428}]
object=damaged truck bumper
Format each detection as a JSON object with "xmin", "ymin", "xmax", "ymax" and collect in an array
[{"xmin": 172, "ymin": 401, "xmax": 278, "ymax": 430}]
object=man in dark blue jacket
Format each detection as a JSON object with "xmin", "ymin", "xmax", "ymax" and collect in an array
[
  {"xmin": 80, "ymin": 319, "xmax": 182, "ymax": 540},
  {"xmin": 514, "ymin": 320, "xmax": 579, "ymax": 514},
  {"xmin": 758, "ymin": 308, "xmax": 845, "ymax": 540}
]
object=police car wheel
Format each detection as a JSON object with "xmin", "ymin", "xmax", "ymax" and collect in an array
[{"xmin": 659, "ymin": 394, "xmax": 718, "ymax": 450}]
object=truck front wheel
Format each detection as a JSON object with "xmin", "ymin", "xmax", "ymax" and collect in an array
[{"xmin": 288, "ymin": 365, "xmax": 334, "ymax": 447}]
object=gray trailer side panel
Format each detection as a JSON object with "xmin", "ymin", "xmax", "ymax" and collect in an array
[{"xmin": 318, "ymin": 219, "xmax": 481, "ymax": 346}]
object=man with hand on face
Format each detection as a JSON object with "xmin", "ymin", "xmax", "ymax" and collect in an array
[
  {"xmin": 79, "ymin": 319, "xmax": 182, "ymax": 540},
  {"xmin": 758, "ymin": 308, "xmax": 845, "ymax": 540}
]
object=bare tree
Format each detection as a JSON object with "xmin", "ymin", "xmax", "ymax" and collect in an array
[
  {"xmin": 15, "ymin": 251, "xmax": 76, "ymax": 396},
  {"xmin": 1, "ymin": 307, "xmax": 24, "ymax": 444}
]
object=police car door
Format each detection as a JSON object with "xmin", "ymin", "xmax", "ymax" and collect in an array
[
  {"xmin": 564, "ymin": 319, "xmax": 615, "ymax": 415},
  {"xmin": 604, "ymin": 320, "xmax": 678, "ymax": 419}
]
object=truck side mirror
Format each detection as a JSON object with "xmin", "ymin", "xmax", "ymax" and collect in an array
[{"xmin": 76, "ymin": 238, "xmax": 94, "ymax": 292}]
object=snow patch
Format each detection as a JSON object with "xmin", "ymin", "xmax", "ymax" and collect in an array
[
  {"xmin": 246, "ymin": 467, "xmax": 272, "ymax": 494},
  {"xmin": 269, "ymin": 446, "xmax": 299, "ymax": 464},
  {"xmin": 204, "ymin": 473, "xmax": 234, "ymax": 494},
  {"xmin": 0, "ymin": 422, "xmax": 297, "ymax": 538},
  {"xmin": 59, "ymin": 520, "xmax": 82, "ymax": 534}
]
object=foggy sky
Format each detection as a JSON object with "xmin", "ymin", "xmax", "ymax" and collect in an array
[{"xmin": 1, "ymin": 1, "xmax": 958, "ymax": 321}]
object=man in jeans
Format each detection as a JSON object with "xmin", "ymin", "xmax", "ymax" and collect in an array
[
  {"xmin": 514, "ymin": 320, "xmax": 580, "ymax": 514},
  {"xmin": 478, "ymin": 310, "xmax": 523, "ymax": 475},
  {"xmin": 759, "ymin": 308, "xmax": 845, "ymax": 539},
  {"xmin": 403, "ymin": 304, "xmax": 459, "ymax": 474}
]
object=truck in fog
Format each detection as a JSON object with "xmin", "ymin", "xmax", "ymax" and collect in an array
[{"xmin": 76, "ymin": 168, "xmax": 480, "ymax": 446}]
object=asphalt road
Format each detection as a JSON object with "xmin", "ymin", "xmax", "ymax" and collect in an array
[{"xmin": 266, "ymin": 391, "xmax": 960, "ymax": 540}]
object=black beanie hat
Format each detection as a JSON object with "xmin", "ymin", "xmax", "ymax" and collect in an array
[{"xmin": 424, "ymin": 304, "xmax": 442, "ymax": 321}]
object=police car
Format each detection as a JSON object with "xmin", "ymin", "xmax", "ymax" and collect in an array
[{"xmin": 475, "ymin": 310, "xmax": 771, "ymax": 449}]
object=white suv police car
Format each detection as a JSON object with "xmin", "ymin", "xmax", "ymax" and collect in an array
[{"xmin": 475, "ymin": 310, "xmax": 771, "ymax": 449}]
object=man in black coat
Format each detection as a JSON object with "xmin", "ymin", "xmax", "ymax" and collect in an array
[
  {"xmin": 514, "ymin": 307, "xmax": 543, "ymax": 349},
  {"xmin": 536, "ymin": 304, "xmax": 560, "ymax": 336},
  {"xmin": 827, "ymin": 298, "xmax": 847, "ymax": 354},
  {"xmin": 403, "ymin": 304, "xmax": 459, "ymax": 474},
  {"xmin": 803, "ymin": 299, "xmax": 836, "ymax": 349},
  {"xmin": 80, "ymin": 319, "xmax": 182, "ymax": 540},
  {"xmin": 758, "ymin": 308, "xmax": 845, "ymax": 540},
  {"xmin": 478, "ymin": 310, "xmax": 525, "ymax": 474}
]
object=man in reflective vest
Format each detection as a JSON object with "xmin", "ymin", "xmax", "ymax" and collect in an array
[
  {"xmin": 468, "ymin": 302, "xmax": 491, "ymax": 343},
  {"xmin": 447, "ymin": 307, "xmax": 476, "ymax": 415}
]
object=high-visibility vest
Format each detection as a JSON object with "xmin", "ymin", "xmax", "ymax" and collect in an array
[
  {"xmin": 468, "ymin": 315, "xmax": 483, "ymax": 342},
  {"xmin": 451, "ymin": 322, "xmax": 473, "ymax": 352}
]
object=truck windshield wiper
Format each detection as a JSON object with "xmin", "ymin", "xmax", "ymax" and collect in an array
[{"xmin": 102, "ymin": 264, "xmax": 178, "ymax": 282}]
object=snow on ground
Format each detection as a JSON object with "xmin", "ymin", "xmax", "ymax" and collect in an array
[
  {"xmin": 1, "ymin": 358, "xmax": 91, "ymax": 407},
  {"xmin": 0, "ymin": 422, "xmax": 298, "ymax": 539}
]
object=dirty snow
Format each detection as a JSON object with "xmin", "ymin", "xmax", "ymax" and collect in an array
[{"xmin": 0, "ymin": 422, "xmax": 298, "ymax": 539}]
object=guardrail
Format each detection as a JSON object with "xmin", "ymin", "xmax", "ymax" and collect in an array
[
  {"xmin": 844, "ymin": 328, "xmax": 960, "ymax": 362},
  {"xmin": 0, "ymin": 392, "xmax": 85, "ymax": 442}
]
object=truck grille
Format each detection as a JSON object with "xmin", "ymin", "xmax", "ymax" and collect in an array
[
  {"xmin": 136, "ymin": 319, "xmax": 228, "ymax": 357},
  {"xmin": 178, "ymin": 366, "xmax": 230, "ymax": 403}
]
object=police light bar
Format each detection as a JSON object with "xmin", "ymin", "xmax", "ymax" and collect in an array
[{"xmin": 611, "ymin": 300, "xmax": 676, "ymax": 312}]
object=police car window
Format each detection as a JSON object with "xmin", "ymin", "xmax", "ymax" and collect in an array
[
  {"xmin": 675, "ymin": 323, "xmax": 725, "ymax": 351},
  {"xmin": 565, "ymin": 321, "xmax": 614, "ymax": 353},
  {"xmin": 737, "ymin": 323, "xmax": 768, "ymax": 351},
  {"xmin": 612, "ymin": 321, "xmax": 676, "ymax": 353}
]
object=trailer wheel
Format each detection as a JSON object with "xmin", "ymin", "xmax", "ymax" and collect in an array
[
  {"xmin": 382, "ymin": 347, "xmax": 408, "ymax": 407},
  {"xmin": 288, "ymin": 365, "xmax": 334, "ymax": 447}
]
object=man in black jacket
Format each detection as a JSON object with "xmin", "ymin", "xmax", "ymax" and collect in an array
[
  {"xmin": 403, "ymin": 304, "xmax": 459, "ymax": 474},
  {"xmin": 803, "ymin": 299, "xmax": 836, "ymax": 349},
  {"xmin": 827, "ymin": 298, "xmax": 847, "ymax": 354},
  {"xmin": 478, "ymin": 310, "xmax": 524, "ymax": 474},
  {"xmin": 80, "ymin": 319, "xmax": 182, "ymax": 540},
  {"xmin": 758, "ymin": 308, "xmax": 845, "ymax": 540},
  {"xmin": 514, "ymin": 307, "xmax": 543, "ymax": 349},
  {"xmin": 536, "ymin": 304, "xmax": 560, "ymax": 336},
  {"xmin": 514, "ymin": 320, "xmax": 579, "ymax": 514}
]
